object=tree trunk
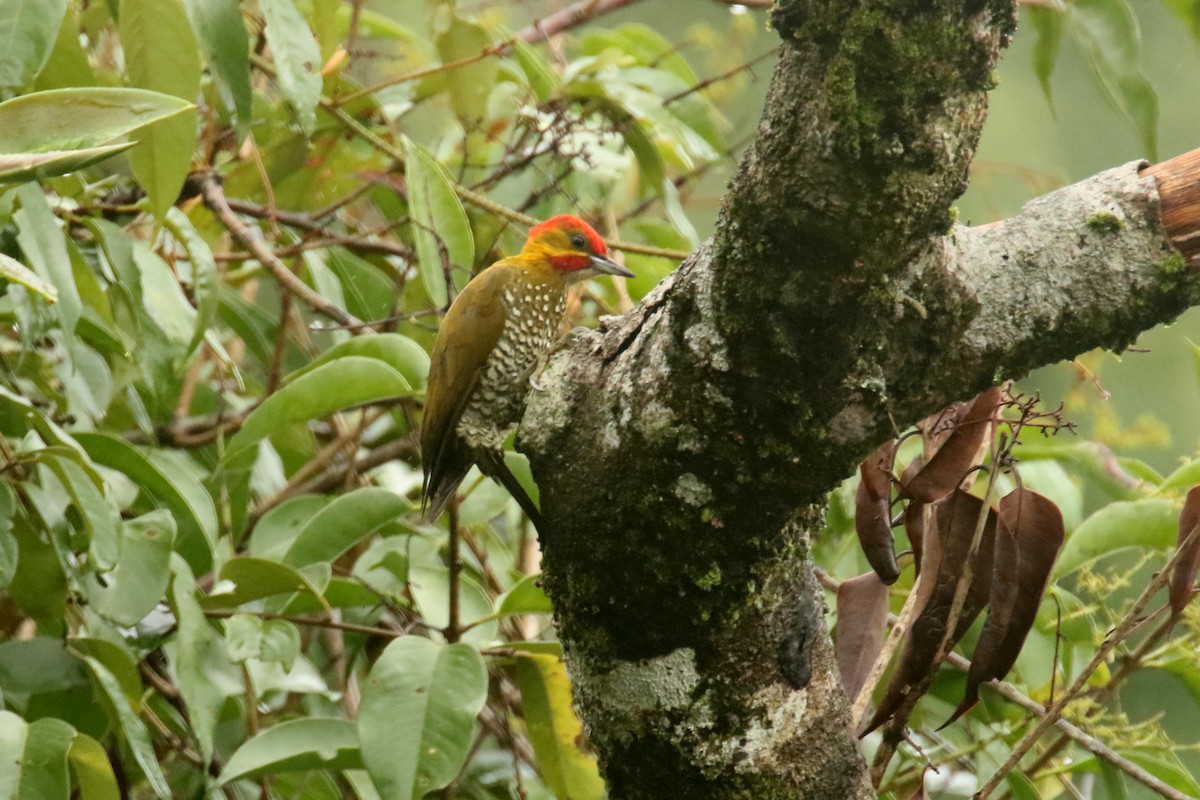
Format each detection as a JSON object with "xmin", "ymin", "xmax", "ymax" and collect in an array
[{"xmin": 519, "ymin": 1, "xmax": 1200, "ymax": 797}]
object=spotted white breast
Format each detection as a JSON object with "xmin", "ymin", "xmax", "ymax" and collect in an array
[{"xmin": 456, "ymin": 276, "xmax": 567, "ymax": 451}]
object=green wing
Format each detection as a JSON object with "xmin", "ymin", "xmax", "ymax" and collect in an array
[{"xmin": 420, "ymin": 263, "xmax": 511, "ymax": 517}]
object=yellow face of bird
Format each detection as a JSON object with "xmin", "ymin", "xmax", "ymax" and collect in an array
[{"xmin": 520, "ymin": 215, "xmax": 635, "ymax": 282}]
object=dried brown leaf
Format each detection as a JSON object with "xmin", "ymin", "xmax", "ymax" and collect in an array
[
  {"xmin": 916, "ymin": 406, "xmax": 962, "ymax": 454},
  {"xmin": 943, "ymin": 488, "xmax": 1063, "ymax": 727},
  {"xmin": 1169, "ymin": 485, "xmax": 1200, "ymax": 618},
  {"xmin": 855, "ymin": 440, "xmax": 900, "ymax": 584},
  {"xmin": 862, "ymin": 489, "xmax": 996, "ymax": 734},
  {"xmin": 904, "ymin": 386, "xmax": 1003, "ymax": 504},
  {"xmin": 901, "ymin": 456, "xmax": 927, "ymax": 574},
  {"xmin": 835, "ymin": 571, "xmax": 891, "ymax": 702}
]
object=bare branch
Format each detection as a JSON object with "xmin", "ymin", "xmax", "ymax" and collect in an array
[
  {"xmin": 515, "ymin": 0, "xmax": 643, "ymax": 43},
  {"xmin": 199, "ymin": 174, "xmax": 367, "ymax": 331}
]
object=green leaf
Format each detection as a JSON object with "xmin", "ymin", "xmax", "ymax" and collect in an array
[
  {"xmin": 1125, "ymin": 750, "xmax": 1200, "ymax": 795},
  {"xmin": 0, "ymin": 483, "xmax": 17, "ymax": 590},
  {"xmin": 119, "ymin": 0, "xmax": 201, "ymax": 218},
  {"xmin": 134, "ymin": 233, "xmax": 197, "ymax": 350},
  {"xmin": 250, "ymin": 495, "xmax": 333, "ymax": 559},
  {"xmin": 506, "ymin": 653, "xmax": 605, "ymax": 800},
  {"xmin": 1029, "ymin": 5, "xmax": 1065, "ymax": 107},
  {"xmin": 258, "ymin": 618, "xmax": 302, "ymax": 671},
  {"xmin": 1053, "ymin": 498, "xmax": 1178, "ymax": 578},
  {"xmin": 311, "ymin": 0, "xmax": 340, "ymax": 60},
  {"xmin": 0, "ymin": 638, "xmax": 92, "ymax": 713},
  {"xmin": 1004, "ymin": 772, "xmax": 1041, "ymax": 800},
  {"xmin": 163, "ymin": 208, "xmax": 219, "ymax": 356},
  {"xmin": 81, "ymin": 656, "xmax": 170, "ymax": 799},
  {"xmin": 67, "ymin": 733, "xmax": 120, "ymax": 800},
  {"xmin": 1069, "ymin": 0, "xmax": 1158, "ymax": 159},
  {"xmin": 202, "ymin": 556, "xmax": 324, "ymax": 608},
  {"xmin": 39, "ymin": 452, "xmax": 120, "ymax": 571},
  {"xmin": 66, "ymin": 638, "xmax": 141, "ymax": 711},
  {"xmin": 1098, "ymin": 759, "xmax": 1130, "ymax": 800},
  {"xmin": 616, "ymin": 111, "xmax": 665, "ymax": 192},
  {"xmin": 153, "ymin": 452, "xmax": 219, "ymax": 561},
  {"xmin": 513, "ymin": 40, "xmax": 560, "ymax": 102},
  {"xmin": 0, "ymin": 141, "xmax": 135, "ymax": 186},
  {"xmin": 181, "ymin": 0, "xmax": 252, "ymax": 137},
  {"xmin": 165, "ymin": 556, "xmax": 240, "ymax": 762},
  {"xmin": 497, "ymin": 573, "xmax": 553, "ymax": 616},
  {"xmin": 407, "ymin": 561, "xmax": 498, "ymax": 645},
  {"xmin": 0, "ymin": 87, "xmax": 193, "ymax": 155},
  {"xmin": 32, "ymin": 5, "xmax": 94, "ymax": 92},
  {"xmin": 613, "ymin": 23, "xmax": 697, "ymax": 84},
  {"xmin": 1012, "ymin": 439, "xmax": 1150, "ymax": 499},
  {"xmin": 85, "ymin": 510, "xmax": 176, "ymax": 627},
  {"xmin": 220, "ymin": 718, "xmax": 362, "ymax": 784},
  {"xmin": 14, "ymin": 184, "xmax": 80, "ymax": 338},
  {"xmin": 1156, "ymin": 458, "xmax": 1200, "ymax": 495},
  {"xmin": 225, "ymin": 615, "xmax": 300, "ymax": 670},
  {"xmin": 324, "ymin": 248, "xmax": 397, "ymax": 322},
  {"xmin": 404, "ymin": 137, "xmax": 474, "ymax": 308},
  {"xmin": 8, "ymin": 518, "xmax": 67, "ymax": 622},
  {"xmin": 436, "ymin": 18, "xmax": 498, "ymax": 123},
  {"xmin": 0, "ymin": 711, "xmax": 24, "ymax": 800},
  {"xmin": 358, "ymin": 637, "xmax": 488, "ymax": 800},
  {"xmin": 0, "ymin": 0, "xmax": 68, "ymax": 89},
  {"xmin": 260, "ymin": 0, "xmax": 323, "ymax": 132},
  {"xmin": 226, "ymin": 357, "xmax": 410, "ymax": 459},
  {"xmin": 1163, "ymin": 0, "xmax": 1200, "ymax": 41},
  {"xmin": 287, "ymin": 333, "xmax": 429, "ymax": 390},
  {"xmin": 284, "ymin": 487, "xmax": 411, "ymax": 568},
  {"xmin": 18, "ymin": 717, "xmax": 74, "ymax": 800},
  {"xmin": 76, "ymin": 433, "xmax": 218, "ymax": 570},
  {"xmin": 223, "ymin": 613, "xmax": 261, "ymax": 662}
]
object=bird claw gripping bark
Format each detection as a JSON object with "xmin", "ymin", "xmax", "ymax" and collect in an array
[{"xmin": 529, "ymin": 352, "xmax": 550, "ymax": 392}]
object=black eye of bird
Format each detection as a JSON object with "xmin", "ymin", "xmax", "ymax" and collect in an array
[{"xmin": 569, "ymin": 232, "xmax": 588, "ymax": 250}]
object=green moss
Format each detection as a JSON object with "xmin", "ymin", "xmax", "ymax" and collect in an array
[
  {"xmin": 1159, "ymin": 251, "xmax": 1187, "ymax": 275},
  {"xmin": 1086, "ymin": 212, "xmax": 1123, "ymax": 234},
  {"xmin": 695, "ymin": 564, "xmax": 722, "ymax": 590}
]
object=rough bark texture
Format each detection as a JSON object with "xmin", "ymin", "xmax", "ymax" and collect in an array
[{"xmin": 518, "ymin": 1, "xmax": 1200, "ymax": 798}]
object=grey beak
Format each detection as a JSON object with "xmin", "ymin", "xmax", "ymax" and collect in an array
[{"xmin": 589, "ymin": 254, "xmax": 635, "ymax": 278}]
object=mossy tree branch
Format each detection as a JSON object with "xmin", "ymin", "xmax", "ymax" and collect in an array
[{"xmin": 518, "ymin": 1, "xmax": 1200, "ymax": 798}]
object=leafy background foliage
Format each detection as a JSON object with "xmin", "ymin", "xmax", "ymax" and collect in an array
[{"xmin": 0, "ymin": 0, "xmax": 1196, "ymax": 799}]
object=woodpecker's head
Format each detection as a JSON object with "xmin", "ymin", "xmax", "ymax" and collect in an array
[{"xmin": 521, "ymin": 215, "xmax": 634, "ymax": 281}]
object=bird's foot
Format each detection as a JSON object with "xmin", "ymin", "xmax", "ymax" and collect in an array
[{"xmin": 529, "ymin": 351, "xmax": 550, "ymax": 391}]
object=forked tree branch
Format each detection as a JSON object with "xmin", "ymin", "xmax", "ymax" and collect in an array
[{"xmin": 516, "ymin": 0, "xmax": 1200, "ymax": 796}]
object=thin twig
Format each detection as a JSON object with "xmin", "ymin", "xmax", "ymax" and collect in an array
[
  {"xmin": 251, "ymin": 407, "xmax": 389, "ymax": 520},
  {"xmin": 974, "ymin": 522, "xmax": 1200, "ymax": 799},
  {"xmin": 710, "ymin": 0, "xmax": 773, "ymax": 7},
  {"xmin": 942, "ymin": 651, "xmax": 1193, "ymax": 800},
  {"xmin": 662, "ymin": 49, "xmax": 778, "ymax": 105},
  {"xmin": 321, "ymin": 102, "xmax": 692, "ymax": 261},
  {"xmin": 268, "ymin": 435, "xmax": 420, "ymax": 500},
  {"xmin": 199, "ymin": 174, "xmax": 367, "ymax": 331},
  {"xmin": 266, "ymin": 287, "xmax": 293, "ymax": 395},
  {"xmin": 514, "ymin": 0, "xmax": 643, "ymax": 43},
  {"xmin": 203, "ymin": 608, "xmax": 409, "ymax": 639},
  {"xmin": 335, "ymin": 38, "xmax": 516, "ymax": 107},
  {"xmin": 1021, "ymin": 609, "xmax": 1176, "ymax": 779},
  {"xmin": 818, "ymin": 569, "xmax": 1196, "ymax": 800}
]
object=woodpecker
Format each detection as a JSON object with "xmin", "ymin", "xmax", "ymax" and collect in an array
[{"xmin": 420, "ymin": 214, "xmax": 633, "ymax": 522}]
